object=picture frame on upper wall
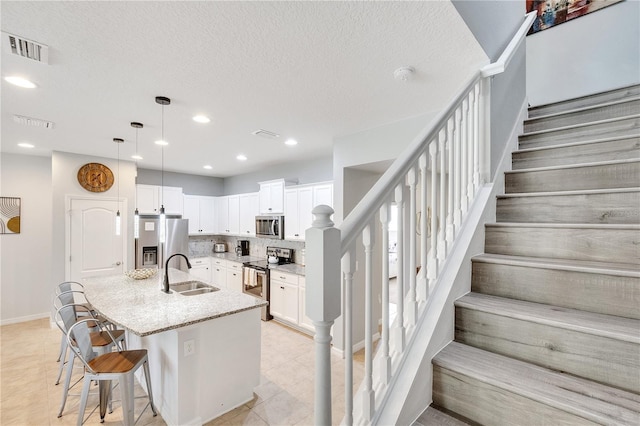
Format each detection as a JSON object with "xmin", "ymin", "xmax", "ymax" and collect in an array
[
  {"xmin": 0, "ymin": 197, "xmax": 21, "ymax": 234},
  {"xmin": 526, "ymin": 0, "xmax": 625, "ymax": 34}
]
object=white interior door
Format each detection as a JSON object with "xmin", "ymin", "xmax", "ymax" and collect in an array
[{"xmin": 69, "ymin": 198, "xmax": 126, "ymax": 281}]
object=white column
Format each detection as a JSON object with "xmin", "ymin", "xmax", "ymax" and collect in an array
[
  {"xmin": 392, "ymin": 185, "xmax": 405, "ymax": 353},
  {"xmin": 437, "ymin": 129, "xmax": 447, "ymax": 261},
  {"xmin": 362, "ymin": 224, "xmax": 375, "ymax": 422},
  {"xmin": 418, "ymin": 153, "xmax": 428, "ymax": 302},
  {"xmin": 406, "ymin": 168, "xmax": 418, "ymax": 326},
  {"xmin": 378, "ymin": 204, "xmax": 391, "ymax": 384},
  {"xmin": 341, "ymin": 249, "xmax": 355, "ymax": 426},
  {"xmin": 446, "ymin": 117, "xmax": 455, "ymax": 244},
  {"xmin": 453, "ymin": 107, "xmax": 463, "ymax": 232},
  {"xmin": 427, "ymin": 141, "xmax": 438, "ymax": 287},
  {"xmin": 306, "ymin": 206, "xmax": 341, "ymax": 426}
]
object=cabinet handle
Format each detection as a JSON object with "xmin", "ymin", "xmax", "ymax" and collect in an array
[
  {"xmin": 294, "ymin": 234, "xmax": 299, "ymax": 237},
  {"xmin": 280, "ymin": 286, "xmax": 284, "ymax": 290},
  {"xmin": 280, "ymin": 276, "xmax": 286, "ymax": 280}
]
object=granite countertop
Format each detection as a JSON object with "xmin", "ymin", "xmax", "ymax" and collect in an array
[
  {"xmin": 210, "ymin": 252, "xmax": 264, "ymax": 263},
  {"xmin": 269, "ymin": 263, "xmax": 306, "ymax": 275},
  {"xmin": 82, "ymin": 268, "xmax": 267, "ymax": 337}
]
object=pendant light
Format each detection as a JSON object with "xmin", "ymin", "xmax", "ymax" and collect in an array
[
  {"xmin": 155, "ymin": 96, "xmax": 170, "ymax": 243},
  {"xmin": 131, "ymin": 122, "xmax": 143, "ymax": 239},
  {"xmin": 113, "ymin": 137, "xmax": 124, "ymax": 236}
]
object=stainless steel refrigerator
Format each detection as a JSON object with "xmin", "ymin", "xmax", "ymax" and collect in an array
[{"xmin": 135, "ymin": 216, "xmax": 190, "ymax": 271}]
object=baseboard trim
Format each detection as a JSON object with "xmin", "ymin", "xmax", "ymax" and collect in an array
[{"xmin": 0, "ymin": 312, "xmax": 50, "ymax": 326}]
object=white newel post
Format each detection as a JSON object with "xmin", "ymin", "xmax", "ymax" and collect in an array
[{"xmin": 306, "ymin": 205, "xmax": 341, "ymax": 426}]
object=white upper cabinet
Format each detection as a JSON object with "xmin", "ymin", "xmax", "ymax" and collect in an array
[
  {"xmin": 136, "ymin": 185, "xmax": 183, "ymax": 215},
  {"xmin": 183, "ymin": 195, "xmax": 216, "ymax": 235},
  {"xmin": 284, "ymin": 182, "xmax": 333, "ymax": 240},
  {"xmin": 258, "ymin": 179, "xmax": 296, "ymax": 214},
  {"xmin": 239, "ymin": 193, "xmax": 259, "ymax": 236},
  {"xmin": 216, "ymin": 196, "xmax": 230, "ymax": 234},
  {"xmin": 228, "ymin": 195, "xmax": 240, "ymax": 235},
  {"xmin": 284, "ymin": 189, "xmax": 299, "ymax": 240}
]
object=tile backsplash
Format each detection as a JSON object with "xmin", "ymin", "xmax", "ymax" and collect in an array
[{"xmin": 189, "ymin": 235, "xmax": 306, "ymax": 264}]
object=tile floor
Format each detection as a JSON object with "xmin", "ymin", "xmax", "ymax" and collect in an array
[{"xmin": 0, "ymin": 318, "xmax": 364, "ymax": 426}]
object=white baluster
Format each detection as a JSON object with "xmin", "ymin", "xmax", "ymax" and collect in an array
[
  {"xmin": 392, "ymin": 185, "xmax": 405, "ymax": 352},
  {"xmin": 428, "ymin": 141, "xmax": 438, "ymax": 287},
  {"xmin": 418, "ymin": 153, "xmax": 428, "ymax": 303},
  {"xmin": 437, "ymin": 129, "xmax": 447, "ymax": 260},
  {"xmin": 453, "ymin": 108, "xmax": 462, "ymax": 232},
  {"xmin": 306, "ymin": 206, "xmax": 341, "ymax": 426},
  {"xmin": 479, "ymin": 77, "xmax": 492, "ymax": 184},
  {"xmin": 468, "ymin": 90, "xmax": 476, "ymax": 200},
  {"xmin": 378, "ymin": 204, "xmax": 391, "ymax": 384},
  {"xmin": 362, "ymin": 224, "xmax": 375, "ymax": 422},
  {"xmin": 446, "ymin": 117, "xmax": 455, "ymax": 244},
  {"xmin": 460, "ymin": 98, "xmax": 469, "ymax": 215},
  {"xmin": 407, "ymin": 168, "xmax": 418, "ymax": 326},
  {"xmin": 342, "ymin": 248, "xmax": 355, "ymax": 426},
  {"xmin": 473, "ymin": 82, "xmax": 481, "ymax": 192}
]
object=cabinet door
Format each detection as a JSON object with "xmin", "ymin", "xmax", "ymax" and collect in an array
[
  {"xmin": 226, "ymin": 269, "xmax": 242, "ymax": 293},
  {"xmin": 217, "ymin": 196, "xmax": 229, "ymax": 234},
  {"xmin": 212, "ymin": 265, "xmax": 227, "ymax": 289},
  {"xmin": 313, "ymin": 183, "xmax": 333, "ymax": 208},
  {"xmin": 269, "ymin": 181, "xmax": 284, "ymax": 213},
  {"xmin": 183, "ymin": 195, "xmax": 200, "ymax": 234},
  {"xmin": 284, "ymin": 189, "xmax": 299, "ymax": 240},
  {"xmin": 269, "ymin": 283, "xmax": 284, "ymax": 319},
  {"xmin": 228, "ymin": 195, "xmax": 240, "ymax": 235},
  {"xmin": 162, "ymin": 187, "xmax": 183, "ymax": 215},
  {"xmin": 297, "ymin": 187, "xmax": 314, "ymax": 239},
  {"xmin": 190, "ymin": 264, "xmax": 211, "ymax": 284},
  {"xmin": 199, "ymin": 196, "xmax": 216, "ymax": 233},
  {"xmin": 259, "ymin": 184, "xmax": 272, "ymax": 214},
  {"xmin": 137, "ymin": 185, "xmax": 158, "ymax": 214},
  {"xmin": 239, "ymin": 193, "xmax": 258, "ymax": 236},
  {"xmin": 282, "ymin": 282, "xmax": 299, "ymax": 324}
]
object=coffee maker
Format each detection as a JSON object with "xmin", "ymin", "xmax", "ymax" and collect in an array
[{"xmin": 235, "ymin": 240, "xmax": 249, "ymax": 256}]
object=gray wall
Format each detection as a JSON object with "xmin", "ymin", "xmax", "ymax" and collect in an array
[
  {"xmin": 137, "ymin": 168, "xmax": 224, "ymax": 196},
  {"xmin": 223, "ymin": 155, "xmax": 333, "ymax": 195},
  {"xmin": 526, "ymin": 0, "xmax": 639, "ymax": 106},
  {"xmin": 452, "ymin": 0, "xmax": 527, "ymax": 179}
]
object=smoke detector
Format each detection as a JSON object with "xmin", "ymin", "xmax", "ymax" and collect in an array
[
  {"xmin": 2, "ymin": 32, "xmax": 49, "ymax": 64},
  {"xmin": 251, "ymin": 129, "xmax": 280, "ymax": 139},
  {"xmin": 394, "ymin": 66, "xmax": 415, "ymax": 82}
]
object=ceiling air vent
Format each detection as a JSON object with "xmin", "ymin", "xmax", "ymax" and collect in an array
[
  {"xmin": 13, "ymin": 114, "xmax": 54, "ymax": 129},
  {"xmin": 251, "ymin": 129, "xmax": 280, "ymax": 139},
  {"xmin": 2, "ymin": 32, "xmax": 49, "ymax": 64}
]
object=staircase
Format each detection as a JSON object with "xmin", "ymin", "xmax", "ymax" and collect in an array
[{"xmin": 417, "ymin": 85, "xmax": 640, "ymax": 425}]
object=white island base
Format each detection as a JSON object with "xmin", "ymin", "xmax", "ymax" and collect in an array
[{"xmin": 128, "ymin": 308, "xmax": 261, "ymax": 426}]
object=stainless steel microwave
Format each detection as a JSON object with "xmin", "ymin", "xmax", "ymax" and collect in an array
[{"xmin": 255, "ymin": 215, "xmax": 284, "ymax": 239}]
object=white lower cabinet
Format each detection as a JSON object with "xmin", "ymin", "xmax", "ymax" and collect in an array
[
  {"xmin": 212, "ymin": 258, "xmax": 227, "ymax": 289},
  {"xmin": 226, "ymin": 260, "xmax": 243, "ymax": 293},
  {"xmin": 298, "ymin": 277, "xmax": 313, "ymax": 332},
  {"xmin": 270, "ymin": 271, "xmax": 303, "ymax": 327},
  {"xmin": 190, "ymin": 258, "xmax": 212, "ymax": 283}
]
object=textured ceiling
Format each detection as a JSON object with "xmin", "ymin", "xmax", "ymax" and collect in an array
[{"xmin": 1, "ymin": 1, "xmax": 486, "ymax": 177}]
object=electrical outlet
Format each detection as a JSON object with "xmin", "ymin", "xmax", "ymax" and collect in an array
[{"xmin": 184, "ymin": 339, "xmax": 195, "ymax": 357}]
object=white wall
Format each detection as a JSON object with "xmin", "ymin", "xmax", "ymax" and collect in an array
[
  {"xmin": 52, "ymin": 151, "xmax": 137, "ymax": 288},
  {"xmin": 0, "ymin": 154, "xmax": 52, "ymax": 324},
  {"xmin": 527, "ymin": 1, "xmax": 640, "ymax": 106}
]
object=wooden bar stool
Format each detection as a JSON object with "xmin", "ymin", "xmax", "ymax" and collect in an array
[{"xmin": 66, "ymin": 318, "xmax": 157, "ymax": 425}]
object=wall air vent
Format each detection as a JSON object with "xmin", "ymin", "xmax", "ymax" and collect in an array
[
  {"xmin": 2, "ymin": 32, "xmax": 49, "ymax": 64},
  {"xmin": 251, "ymin": 129, "xmax": 280, "ymax": 139},
  {"xmin": 13, "ymin": 114, "xmax": 54, "ymax": 129}
]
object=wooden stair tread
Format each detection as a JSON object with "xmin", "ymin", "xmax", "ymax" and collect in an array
[
  {"xmin": 515, "ymin": 134, "xmax": 640, "ymax": 154},
  {"xmin": 504, "ymin": 157, "xmax": 640, "ymax": 174},
  {"xmin": 524, "ymin": 97, "xmax": 640, "ymax": 123},
  {"xmin": 433, "ymin": 342, "xmax": 640, "ymax": 424},
  {"xmin": 455, "ymin": 293, "xmax": 640, "ymax": 344},
  {"xmin": 414, "ymin": 406, "xmax": 470, "ymax": 426},
  {"xmin": 528, "ymin": 85, "xmax": 640, "ymax": 117},
  {"xmin": 520, "ymin": 114, "xmax": 640, "ymax": 138},
  {"xmin": 472, "ymin": 253, "xmax": 640, "ymax": 277},
  {"xmin": 497, "ymin": 186, "xmax": 640, "ymax": 199},
  {"xmin": 486, "ymin": 222, "xmax": 640, "ymax": 230}
]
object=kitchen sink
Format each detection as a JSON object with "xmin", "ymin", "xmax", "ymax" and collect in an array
[{"xmin": 170, "ymin": 281, "xmax": 219, "ymax": 296}]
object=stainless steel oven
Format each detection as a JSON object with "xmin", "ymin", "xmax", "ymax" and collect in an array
[
  {"xmin": 255, "ymin": 215, "xmax": 284, "ymax": 239},
  {"xmin": 242, "ymin": 264, "xmax": 272, "ymax": 321}
]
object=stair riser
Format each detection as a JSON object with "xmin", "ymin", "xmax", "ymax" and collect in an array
[
  {"xmin": 455, "ymin": 308, "xmax": 640, "ymax": 393},
  {"xmin": 496, "ymin": 191, "xmax": 640, "ymax": 224},
  {"xmin": 432, "ymin": 367, "xmax": 600, "ymax": 426},
  {"xmin": 471, "ymin": 261, "xmax": 640, "ymax": 319},
  {"xmin": 519, "ymin": 116, "xmax": 640, "ymax": 149},
  {"xmin": 528, "ymin": 86, "xmax": 640, "ymax": 118},
  {"xmin": 505, "ymin": 162, "xmax": 640, "ymax": 193},
  {"xmin": 485, "ymin": 226, "xmax": 640, "ymax": 264},
  {"xmin": 512, "ymin": 137, "xmax": 640, "ymax": 169},
  {"xmin": 524, "ymin": 100, "xmax": 640, "ymax": 133}
]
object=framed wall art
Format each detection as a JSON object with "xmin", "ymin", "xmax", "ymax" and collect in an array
[
  {"xmin": 527, "ymin": 0, "xmax": 625, "ymax": 34},
  {"xmin": 0, "ymin": 197, "xmax": 21, "ymax": 234}
]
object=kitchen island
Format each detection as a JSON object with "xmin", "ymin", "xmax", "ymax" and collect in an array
[{"xmin": 83, "ymin": 268, "xmax": 266, "ymax": 426}]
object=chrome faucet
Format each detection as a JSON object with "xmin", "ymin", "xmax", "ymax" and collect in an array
[{"xmin": 163, "ymin": 253, "xmax": 192, "ymax": 293}]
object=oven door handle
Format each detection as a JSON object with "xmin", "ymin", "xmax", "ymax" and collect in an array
[{"xmin": 272, "ymin": 219, "xmax": 277, "ymax": 236}]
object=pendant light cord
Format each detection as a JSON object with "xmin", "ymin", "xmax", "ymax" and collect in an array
[{"xmin": 161, "ymin": 104, "xmax": 164, "ymax": 207}]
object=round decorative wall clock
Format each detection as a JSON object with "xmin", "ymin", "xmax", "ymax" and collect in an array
[{"xmin": 77, "ymin": 163, "xmax": 114, "ymax": 193}]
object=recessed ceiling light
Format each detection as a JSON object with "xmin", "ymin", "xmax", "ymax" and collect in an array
[
  {"xmin": 155, "ymin": 140, "xmax": 168, "ymax": 146},
  {"xmin": 131, "ymin": 154, "xmax": 143, "ymax": 160},
  {"xmin": 203, "ymin": 165, "xmax": 213, "ymax": 170},
  {"xmin": 236, "ymin": 154, "xmax": 247, "ymax": 161},
  {"xmin": 193, "ymin": 115, "xmax": 210, "ymax": 124},
  {"xmin": 284, "ymin": 138, "xmax": 298, "ymax": 146},
  {"xmin": 4, "ymin": 76, "xmax": 36, "ymax": 88},
  {"xmin": 18, "ymin": 142, "xmax": 34, "ymax": 148}
]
